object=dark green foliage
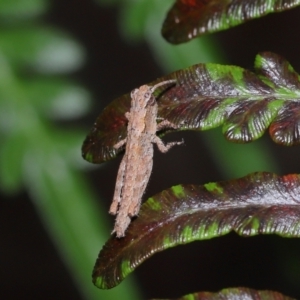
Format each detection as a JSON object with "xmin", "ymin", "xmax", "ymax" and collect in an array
[{"xmin": 0, "ymin": 1, "xmax": 141, "ymax": 299}]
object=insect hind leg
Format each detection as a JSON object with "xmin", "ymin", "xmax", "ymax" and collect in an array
[
  {"xmin": 153, "ymin": 136, "xmax": 184, "ymax": 153},
  {"xmin": 109, "ymin": 158, "xmax": 126, "ymax": 215}
]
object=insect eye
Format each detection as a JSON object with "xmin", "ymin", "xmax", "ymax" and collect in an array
[{"xmin": 144, "ymin": 92, "xmax": 151, "ymax": 99}]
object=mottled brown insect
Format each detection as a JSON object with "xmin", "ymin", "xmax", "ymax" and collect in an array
[{"xmin": 110, "ymin": 80, "xmax": 183, "ymax": 237}]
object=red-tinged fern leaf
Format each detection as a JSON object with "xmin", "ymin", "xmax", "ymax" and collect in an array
[
  {"xmin": 82, "ymin": 52, "xmax": 300, "ymax": 164},
  {"xmin": 151, "ymin": 287, "xmax": 295, "ymax": 300},
  {"xmin": 92, "ymin": 172, "xmax": 300, "ymax": 289},
  {"xmin": 161, "ymin": 0, "xmax": 300, "ymax": 44}
]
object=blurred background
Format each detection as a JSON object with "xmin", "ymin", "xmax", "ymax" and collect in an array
[{"xmin": 1, "ymin": 0, "xmax": 300, "ymax": 299}]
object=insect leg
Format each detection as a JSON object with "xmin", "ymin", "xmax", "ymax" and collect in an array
[
  {"xmin": 157, "ymin": 119, "xmax": 178, "ymax": 131},
  {"xmin": 113, "ymin": 137, "xmax": 127, "ymax": 150},
  {"xmin": 109, "ymin": 157, "xmax": 126, "ymax": 215},
  {"xmin": 153, "ymin": 135, "xmax": 184, "ymax": 153},
  {"xmin": 125, "ymin": 111, "xmax": 131, "ymax": 120},
  {"xmin": 113, "ymin": 111, "xmax": 130, "ymax": 150}
]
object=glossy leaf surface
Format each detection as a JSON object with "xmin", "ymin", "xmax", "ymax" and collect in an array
[
  {"xmin": 93, "ymin": 172, "xmax": 300, "ymax": 289},
  {"xmin": 152, "ymin": 287, "xmax": 295, "ymax": 300},
  {"xmin": 83, "ymin": 52, "xmax": 300, "ymax": 164},
  {"xmin": 162, "ymin": 0, "xmax": 300, "ymax": 44}
]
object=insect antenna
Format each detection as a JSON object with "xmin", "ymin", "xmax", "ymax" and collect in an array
[{"xmin": 150, "ymin": 79, "xmax": 176, "ymax": 93}]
